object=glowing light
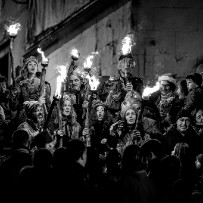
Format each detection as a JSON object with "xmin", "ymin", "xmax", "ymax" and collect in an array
[
  {"xmin": 86, "ymin": 74, "xmax": 100, "ymax": 91},
  {"xmin": 55, "ymin": 65, "xmax": 67, "ymax": 98},
  {"xmin": 71, "ymin": 48, "xmax": 79, "ymax": 59},
  {"xmin": 37, "ymin": 48, "xmax": 48, "ymax": 63},
  {"xmin": 5, "ymin": 22, "xmax": 21, "ymax": 37},
  {"xmin": 142, "ymin": 81, "xmax": 160, "ymax": 98},
  {"xmin": 83, "ymin": 51, "xmax": 98, "ymax": 70},
  {"xmin": 121, "ymin": 34, "xmax": 135, "ymax": 55}
]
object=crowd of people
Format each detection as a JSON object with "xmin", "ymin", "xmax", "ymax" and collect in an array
[{"xmin": 0, "ymin": 52, "xmax": 203, "ymax": 202}]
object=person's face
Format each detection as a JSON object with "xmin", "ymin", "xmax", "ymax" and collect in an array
[
  {"xmin": 160, "ymin": 80, "xmax": 172, "ymax": 95},
  {"xmin": 125, "ymin": 108, "xmax": 137, "ymax": 125},
  {"xmin": 176, "ymin": 117, "xmax": 191, "ymax": 133},
  {"xmin": 70, "ymin": 74, "xmax": 81, "ymax": 91},
  {"xmin": 119, "ymin": 58, "xmax": 134, "ymax": 77},
  {"xmin": 27, "ymin": 61, "xmax": 38, "ymax": 75},
  {"xmin": 62, "ymin": 100, "xmax": 72, "ymax": 116},
  {"xmin": 96, "ymin": 106, "xmax": 105, "ymax": 121},
  {"xmin": 186, "ymin": 79, "xmax": 197, "ymax": 91},
  {"xmin": 195, "ymin": 109, "xmax": 203, "ymax": 125},
  {"xmin": 0, "ymin": 81, "xmax": 7, "ymax": 93},
  {"xmin": 32, "ymin": 105, "xmax": 44, "ymax": 123}
]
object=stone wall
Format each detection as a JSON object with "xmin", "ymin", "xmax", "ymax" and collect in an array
[{"xmin": 132, "ymin": 0, "xmax": 203, "ymax": 84}]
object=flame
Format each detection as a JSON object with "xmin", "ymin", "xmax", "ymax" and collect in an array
[
  {"xmin": 121, "ymin": 34, "xmax": 135, "ymax": 55},
  {"xmin": 55, "ymin": 65, "xmax": 67, "ymax": 98},
  {"xmin": 71, "ymin": 48, "xmax": 79, "ymax": 59},
  {"xmin": 5, "ymin": 22, "xmax": 21, "ymax": 37},
  {"xmin": 84, "ymin": 51, "xmax": 99, "ymax": 69},
  {"xmin": 86, "ymin": 74, "xmax": 100, "ymax": 91},
  {"xmin": 37, "ymin": 48, "xmax": 48, "ymax": 63},
  {"xmin": 142, "ymin": 81, "xmax": 160, "ymax": 98}
]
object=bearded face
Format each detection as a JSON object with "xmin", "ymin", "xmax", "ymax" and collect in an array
[
  {"xmin": 32, "ymin": 105, "xmax": 44, "ymax": 124},
  {"xmin": 118, "ymin": 58, "xmax": 134, "ymax": 78},
  {"xmin": 70, "ymin": 74, "xmax": 82, "ymax": 91}
]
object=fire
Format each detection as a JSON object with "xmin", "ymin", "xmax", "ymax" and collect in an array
[
  {"xmin": 37, "ymin": 48, "xmax": 48, "ymax": 63},
  {"xmin": 83, "ymin": 51, "xmax": 100, "ymax": 90},
  {"xmin": 84, "ymin": 55, "xmax": 94, "ymax": 70},
  {"xmin": 55, "ymin": 65, "xmax": 67, "ymax": 98},
  {"xmin": 142, "ymin": 81, "xmax": 160, "ymax": 98},
  {"xmin": 86, "ymin": 74, "xmax": 100, "ymax": 91},
  {"xmin": 71, "ymin": 48, "xmax": 79, "ymax": 59},
  {"xmin": 121, "ymin": 34, "xmax": 135, "ymax": 55},
  {"xmin": 5, "ymin": 22, "xmax": 21, "ymax": 37},
  {"xmin": 83, "ymin": 51, "xmax": 99, "ymax": 70}
]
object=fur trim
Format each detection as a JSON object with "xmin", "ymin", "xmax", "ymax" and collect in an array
[{"xmin": 158, "ymin": 75, "xmax": 176, "ymax": 86}]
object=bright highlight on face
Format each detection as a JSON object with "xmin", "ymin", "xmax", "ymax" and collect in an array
[
  {"xmin": 27, "ymin": 61, "xmax": 38, "ymax": 75},
  {"xmin": 125, "ymin": 108, "xmax": 137, "ymax": 125},
  {"xmin": 70, "ymin": 74, "xmax": 81, "ymax": 91},
  {"xmin": 176, "ymin": 117, "xmax": 190, "ymax": 133},
  {"xmin": 62, "ymin": 100, "xmax": 72, "ymax": 116}
]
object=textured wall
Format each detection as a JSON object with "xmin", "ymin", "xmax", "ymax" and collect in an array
[
  {"xmin": 46, "ymin": 1, "xmax": 132, "ymax": 98},
  {"xmin": 131, "ymin": 0, "xmax": 203, "ymax": 84},
  {"xmin": 1, "ymin": 0, "xmax": 203, "ymax": 96}
]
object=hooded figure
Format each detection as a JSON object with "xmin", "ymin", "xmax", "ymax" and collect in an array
[
  {"xmin": 148, "ymin": 73, "xmax": 180, "ymax": 129},
  {"xmin": 183, "ymin": 72, "xmax": 203, "ymax": 113}
]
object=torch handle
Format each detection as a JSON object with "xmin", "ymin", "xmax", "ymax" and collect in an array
[
  {"xmin": 9, "ymin": 37, "xmax": 16, "ymax": 87},
  {"xmin": 43, "ymin": 97, "xmax": 58, "ymax": 131}
]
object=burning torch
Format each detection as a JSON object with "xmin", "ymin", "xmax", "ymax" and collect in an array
[
  {"xmin": 37, "ymin": 47, "xmax": 49, "ymax": 115},
  {"xmin": 4, "ymin": 21, "xmax": 21, "ymax": 87},
  {"xmin": 120, "ymin": 34, "xmax": 135, "ymax": 89},
  {"xmin": 82, "ymin": 52, "xmax": 100, "ymax": 147},
  {"xmin": 66, "ymin": 48, "xmax": 80, "ymax": 91},
  {"xmin": 142, "ymin": 81, "xmax": 160, "ymax": 99},
  {"xmin": 43, "ymin": 65, "xmax": 67, "ymax": 131}
]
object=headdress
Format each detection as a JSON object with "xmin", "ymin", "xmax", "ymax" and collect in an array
[
  {"xmin": 62, "ymin": 93, "xmax": 76, "ymax": 105},
  {"xmin": 176, "ymin": 109, "xmax": 191, "ymax": 121},
  {"xmin": 92, "ymin": 99, "xmax": 106, "ymax": 110},
  {"xmin": 23, "ymin": 56, "xmax": 38, "ymax": 69},
  {"xmin": 186, "ymin": 72, "xmax": 202, "ymax": 87},
  {"xmin": 120, "ymin": 102, "xmax": 138, "ymax": 119},
  {"xmin": 158, "ymin": 73, "xmax": 177, "ymax": 87},
  {"xmin": 23, "ymin": 101, "xmax": 41, "ymax": 116}
]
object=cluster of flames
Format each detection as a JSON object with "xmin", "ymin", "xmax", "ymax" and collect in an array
[
  {"xmin": 142, "ymin": 81, "xmax": 160, "ymax": 98},
  {"xmin": 4, "ymin": 21, "xmax": 21, "ymax": 37},
  {"xmin": 121, "ymin": 34, "xmax": 135, "ymax": 55},
  {"xmin": 5, "ymin": 21, "xmax": 160, "ymax": 99}
]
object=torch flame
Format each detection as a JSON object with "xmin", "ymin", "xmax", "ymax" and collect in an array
[
  {"xmin": 55, "ymin": 65, "xmax": 67, "ymax": 98},
  {"xmin": 5, "ymin": 22, "xmax": 21, "ymax": 37},
  {"xmin": 142, "ymin": 82, "xmax": 160, "ymax": 98},
  {"xmin": 71, "ymin": 48, "xmax": 79, "ymax": 59},
  {"xmin": 37, "ymin": 48, "xmax": 48, "ymax": 63},
  {"xmin": 84, "ymin": 51, "xmax": 99, "ymax": 69},
  {"xmin": 84, "ymin": 55, "xmax": 94, "ymax": 69},
  {"xmin": 86, "ymin": 74, "xmax": 100, "ymax": 91},
  {"xmin": 121, "ymin": 34, "xmax": 135, "ymax": 55}
]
